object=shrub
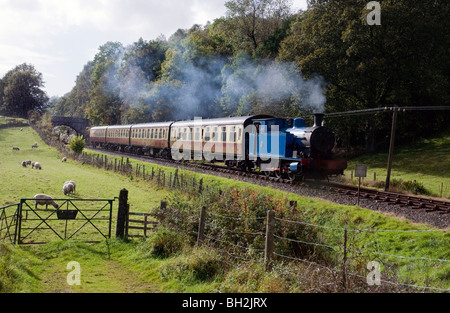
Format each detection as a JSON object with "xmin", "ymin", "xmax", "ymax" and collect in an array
[
  {"xmin": 160, "ymin": 247, "xmax": 224, "ymax": 282},
  {"xmin": 68, "ymin": 135, "xmax": 86, "ymax": 154},
  {"xmin": 147, "ymin": 227, "xmax": 187, "ymax": 258}
]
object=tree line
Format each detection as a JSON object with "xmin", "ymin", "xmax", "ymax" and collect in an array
[{"xmin": 1, "ymin": 0, "xmax": 449, "ymax": 152}]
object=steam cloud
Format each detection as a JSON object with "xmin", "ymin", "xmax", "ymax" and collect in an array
[{"xmin": 113, "ymin": 49, "xmax": 327, "ymax": 122}]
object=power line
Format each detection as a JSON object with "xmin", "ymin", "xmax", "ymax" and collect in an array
[{"xmin": 324, "ymin": 106, "xmax": 450, "ymax": 118}]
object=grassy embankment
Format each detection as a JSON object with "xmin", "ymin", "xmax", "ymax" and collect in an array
[
  {"xmin": 343, "ymin": 127, "xmax": 450, "ymax": 199},
  {"xmin": 0, "ymin": 120, "xmax": 449, "ymax": 293}
]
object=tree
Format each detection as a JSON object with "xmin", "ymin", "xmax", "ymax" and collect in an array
[
  {"xmin": 0, "ymin": 63, "xmax": 49, "ymax": 118},
  {"xmin": 224, "ymin": 0, "xmax": 293, "ymax": 54},
  {"xmin": 85, "ymin": 42, "xmax": 124, "ymax": 125},
  {"xmin": 278, "ymin": 0, "xmax": 450, "ymax": 150}
]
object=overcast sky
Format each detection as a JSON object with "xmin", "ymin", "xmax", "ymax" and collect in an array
[{"xmin": 0, "ymin": 0, "xmax": 307, "ymax": 98}]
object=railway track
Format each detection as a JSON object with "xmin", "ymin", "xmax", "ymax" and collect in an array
[
  {"xmin": 88, "ymin": 147, "xmax": 450, "ymax": 217},
  {"xmin": 320, "ymin": 182, "xmax": 450, "ymax": 215}
]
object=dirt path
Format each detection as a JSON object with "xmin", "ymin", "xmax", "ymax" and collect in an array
[{"xmin": 39, "ymin": 251, "xmax": 161, "ymax": 293}]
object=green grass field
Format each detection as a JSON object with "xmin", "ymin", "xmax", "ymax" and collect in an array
[
  {"xmin": 344, "ymin": 128, "xmax": 450, "ymax": 199},
  {"xmin": 0, "ymin": 123, "xmax": 449, "ymax": 293}
]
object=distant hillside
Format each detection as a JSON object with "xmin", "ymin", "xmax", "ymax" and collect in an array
[{"xmin": 344, "ymin": 127, "xmax": 450, "ymax": 199}]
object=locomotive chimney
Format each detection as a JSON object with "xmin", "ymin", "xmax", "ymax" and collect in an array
[{"xmin": 313, "ymin": 113, "xmax": 325, "ymax": 127}]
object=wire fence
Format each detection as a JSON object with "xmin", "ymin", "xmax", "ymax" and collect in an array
[{"xmin": 156, "ymin": 199, "xmax": 450, "ymax": 293}]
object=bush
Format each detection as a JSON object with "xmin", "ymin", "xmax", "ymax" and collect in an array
[
  {"xmin": 68, "ymin": 135, "xmax": 86, "ymax": 154},
  {"xmin": 147, "ymin": 227, "xmax": 187, "ymax": 258},
  {"xmin": 160, "ymin": 247, "xmax": 224, "ymax": 282},
  {"xmin": 391, "ymin": 179, "xmax": 430, "ymax": 195}
]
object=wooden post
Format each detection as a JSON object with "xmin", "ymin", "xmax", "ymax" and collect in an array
[
  {"xmin": 342, "ymin": 228, "xmax": 348, "ymax": 292},
  {"xmin": 264, "ymin": 210, "xmax": 275, "ymax": 271},
  {"xmin": 116, "ymin": 189, "xmax": 129, "ymax": 238},
  {"xmin": 144, "ymin": 215, "xmax": 148, "ymax": 238},
  {"xmin": 385, "ymin": 107, "xmax": 398, "ymax": 191},
  {"xmin": 197, "ymin": 206, "xmax": 207, "ymax": 247},
  {"xmin": 199, "ymin": 178, "xmax": 203, "ymax": 194}
]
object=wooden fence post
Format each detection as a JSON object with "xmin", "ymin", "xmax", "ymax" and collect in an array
[
  {"xmin": 197, "ymin": 206, "xmax": 207, "ymax": 247},
  {"xmin": 116, "ymin": 189, "xmax": 129, "ymax": 238},
  {"xmin": 264, "ymin": 210, "xmax": 275, "ymax": 271},
  {"xmin": 342, "ymin": 228, "xmax": 348, "ymax": 292}
]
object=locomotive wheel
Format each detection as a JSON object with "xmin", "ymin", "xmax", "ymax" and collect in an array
[
  {"xmin": 263, "ymin": 171, "xmax": 272, "ymax": 177},
  {"xmin": 286, "ymin": 172, "xmax": 296, "ymax": 182}
]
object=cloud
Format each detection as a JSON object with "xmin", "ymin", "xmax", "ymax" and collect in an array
[{"xmin": 0, "ymin": 0, "xmax": 307, "ymax": 97}]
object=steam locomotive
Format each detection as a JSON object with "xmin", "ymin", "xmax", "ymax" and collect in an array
[{"xmin": 89, "ymin": 114, "xmax": 347, "ymax": 180}]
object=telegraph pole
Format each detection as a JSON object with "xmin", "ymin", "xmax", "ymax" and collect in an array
[{"xmin": 385, "ymin": 107, "xmax": 398, "ymax": 191}]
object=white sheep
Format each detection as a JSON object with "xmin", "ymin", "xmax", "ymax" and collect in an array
[
  {"xmin": 26, "ymin": 160, "xmax": 31, "ymax": 166},
  {"xmin": 32, "ymin": 142, "xmax": 38, "ymax": 148},
  {"xmin": 63, "ymin": 182, "xmax": 75, "ymax": 195},
  {"xmin": 64, "ymin": 180, "xmax": 76, "ymax": 192},
  {"xmin": 31, "ymin": 161, "xmax": 36, "ymax": 169},
  {"xmin": 34, "ymin": 162, "xmax": 42, "ymax": 170},
  {"xmin": 62, "ymin": 157, "xmax": 67, "ymax": 162},
  {"xmin": 33, "ymin": 194, "xmax": 59, "ymax": 210}
]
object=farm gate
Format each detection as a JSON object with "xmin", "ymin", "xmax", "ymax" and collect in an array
[{"xmin": 9, "ymin": 198, "xmax": 115, "ymax": 244}]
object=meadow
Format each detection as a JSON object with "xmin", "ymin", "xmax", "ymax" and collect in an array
[
  {"xmin": 0, "ymin": 122, "xmax": 449, "ymax": 293},
  {"xmin": 343, "ymin": 127, "xmax": 450, "ymax": 199}
]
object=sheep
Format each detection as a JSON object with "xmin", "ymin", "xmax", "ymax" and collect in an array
[
  {"xmin": 64, "ymin": 180, "xmax": 76, "ymax": 193},
  {"xmin": 12, "ymin": 146, "xmax": 20, "ymax": 151},
  {"xmin": 62, "ymin": 157, "xmax": 67, "ymax": 162},
  {"xmin": 63, "ymin": 182, "xmax": 75, "ymax": 195},
  {"xmin": 32, "ymin": 142, "xmax": 38, "ymax": 148},
  {"xmin": 33, "ymin": 194, "xmax": 59, "ymax": 210},
  {"xmin": 34, "ymin": 162, "xmax": 42, "ymax": 170},
  {"xmin": 26, "ymin": 160, "xmax": 32, "ymax": 166},
  {"xmin": 31, "ymin": 161, "xmax": 36, "ymax": 169},
  {"xmin": 21, "ymin": 161, "xmax": 28, "ymax": 167}
]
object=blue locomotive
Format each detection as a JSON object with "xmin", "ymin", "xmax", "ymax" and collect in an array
[{"xmin": 90, "ymin": 114, "xmax": 347, "ymax": 181}]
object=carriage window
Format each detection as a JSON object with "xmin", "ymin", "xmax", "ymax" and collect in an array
[
  {"xmin": 189, "ymin": 128, "xmax": 193, "ymax": 141},
  {"xmin": 212, "ymin": 127, "xmax": 218, "ymax": 142},
  {"xmin": 238, "ymin": 127, "xmax": 242, "ymax": 142},
  {"xmin": 182, "ymin": 128, "xmax": 187, "ymax": 141},
  {"xmin": 221, "ymin": 127, "xmax": 227, "ymax": 142},
  {"xmin": 205, "ymin": 127, "xmax": 211, "ymax": 141},
  {"xmin": 230, "ymin": 126, "xmax": 236, "ymax": 142},
  {"xmin": 159, "ymin": 129, "xmax": 162, "ymax": 139},
  {"xmin": 163, "ymin": 129, "xmax": 166, "ymax": 139},
  {"xmin": 195, "ymin": 128, "xmax": 200, "ymax": 141}
]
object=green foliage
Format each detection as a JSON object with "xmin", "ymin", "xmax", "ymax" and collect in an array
[
  {"xmin": 145, "ymin": 227, "xmax": 187, "ymax": 259},
  {"xmin": 0, "ymin": 63, "xmax": 49, "ymax": 118},
  {"xmin": 160, "ymin": 247, "xmax": 224, "ymax": 282},
  {"xmin": 68, "ymin": 135, "xmax": 86, "ymax": 154}
]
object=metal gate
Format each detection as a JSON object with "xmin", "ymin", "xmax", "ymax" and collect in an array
[
  {"xmin": 15, "ymin": 198, "xmax": 114, "ymax": 244},
  {"xmin": 0, "ymin": 203, "xmax": 19, "ymax": 244}
]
